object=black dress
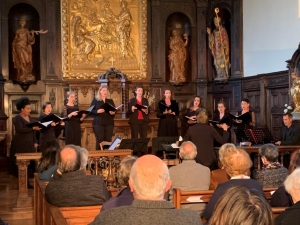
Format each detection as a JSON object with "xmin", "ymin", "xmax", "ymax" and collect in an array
[
  {"xmin": 90, "ymin": 99, "xmax": 115, "ymax": 150},
  {"xmin": 63, "ymin": 105, "xmax": 81, "ymax": 146},
  {"xmin": 38, "ymin": 113, "xmax": 63, "ymax": 149},
  {"xmin": 184, "ymin": 108, "xmax": 201, "ymax": 127},
  {"xmin": 9, "ymin": 114, "xmax": 37, "ymax": 176},
  {"xmin": 212, "ymin": 112, "xmax": 232, "ymax": 144},
  {"xmin": 157, "ymin": 100, "xmax": 179, "ymax": 137},
  {"xmin": 235, "ymin": 110, "xmax": 254, "ymax": 130}
]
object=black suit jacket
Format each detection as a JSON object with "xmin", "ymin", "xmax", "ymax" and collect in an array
[
  {"xmin": 128, "ymin": 97, "xmax": 149, "ymax": 124},
  {"xmin": 90, "ymin": 99, "xmax": 115, "ymax": 125},
  {"xmin": 203, "ymin": 179, "xmax": 264, "ymax": 222},
  {"xmin": 183, "ymin": 123, "xmax": 229, "ymax": 168},
  {"xmin": 275, "ymin": 201, "xmax": 300, "ymax": 225},
  {"xmin": 281, "ymin": 123, "xmax": 300, "ymax": 145}
]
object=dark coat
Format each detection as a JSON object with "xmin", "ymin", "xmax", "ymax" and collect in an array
[
  {"xmin": 128, "ymin": 97, "xmax": 149, "ymax": 123},
  {"xmin": 275, "ymin": 201, "xmax": 300, "ymax": 225},
  {"xmin": 270, "ymin": 185, "xmax": 293, "ymax": 207},
  {"xmin": 280, "ymin": 123, "xmax": 300, "ymax": 145},
  {"xmin": 90, "ymin": 98, "xmax": 115, "ymax": 125},
  {"xmin": 183, "ymin": 123, "xmax": 229, "ymax": 169}
]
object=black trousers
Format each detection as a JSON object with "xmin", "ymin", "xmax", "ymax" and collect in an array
[
  {"xmin": 93, "ymin": 124, "xmax": 114, "ymax": 150},
  {"xmin": 130, "ymin": 120, "xmax": 148, "ymax": 139}
]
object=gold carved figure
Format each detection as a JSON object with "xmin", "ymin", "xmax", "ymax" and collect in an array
[
  {"xmin": 168, "ymin": 30, "xmax": 188, "ymax": 83},
  {"xmin": 291, "ymin": 72, "xmax": 300, "ymax": 112}
]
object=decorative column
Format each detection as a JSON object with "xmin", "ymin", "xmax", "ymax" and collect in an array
[{"xmin": 16, "ymin": 160, "xmax": 30, "ymax": 197}]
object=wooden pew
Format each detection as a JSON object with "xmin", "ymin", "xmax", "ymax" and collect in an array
[
  {"xmin": 263, "ymin": 187, "xmax": 277, "ymax": 200},
  {"xmin": 272, "ymin": 207, "xmax": 287, "ymax": 218}
]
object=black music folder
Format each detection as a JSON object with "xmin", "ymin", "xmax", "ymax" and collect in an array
[
  {"xmin": 209, "ymin": 116, "xmax": 230, "ymax": 126},
  {"xmin": 229, "ymin": 112, "xmax": 251, "ymax": 123},
  {"xmin": 159, "ymin": 102, "xmax": 176, "ymax": 111},
  {"xmin": 42, "ymin": 114, "xmax": 69, "ymax": 123},
  {"xmin": 135, "ymin": 104, "xmax": 148, "ymax": 110},
  {"xmin": 185, "ymin": 116, "xmax": 197, "ymax": 121},
  {"xmin": 100, "ymin": 103, "xmax": 123, "ymax": 113},
  {"xmin": 74, "ymin": 105, "xmax": 95, "ymax": 118},
  {"xmin": 26, "ymin": 120, "xmax": 53, "ymax": 129},
  {"xmin": 118, "ymin": 138, "xmax": 150, "ymax": 153}
]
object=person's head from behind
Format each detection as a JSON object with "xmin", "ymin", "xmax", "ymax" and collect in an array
[
  {"xmin": 37, "ymin": 140, "xmax": 60, "ymax": 173},
  {"xmin": 283, "ymin": 114, "xmax": 293, "ymax": 128},
  {"xmin": 196, "ymin": 109, "xmax": 208, "ymax": 124},
  {"xmin": 16, "ymin": 97, "xmax": 31, "ymax": 116},
  {"xmin": 42, "ymin": 102, "xmax": 52, "ymax": 115},
  {"xmin": 288, "ymin": 150, "xmax": 300, "ymax": 174},
  {"xmin": 241, "ymin": 98, "xmax": 250, "ymax": 111},
  {"xmin": 222, "ymin": 148, "xmax": 252, "ymax": 177},
  {"xmin": 179, "ymin": 141, "xmax": 197, "ymax": 160},
  {"xmin": 79, "ymin": 146, "xmax": 88, "ymax": 170},
  {"xmin": 117, "ymin": 156, "xmax": 137, "ymax": 187},
  {"xmin": 209, "ymin": 186, "xmax": 273, "ymax": 225},
  {"xmin": 259, "ymin": 144, "xmax": 279, "ymax": 165},
  {"xmin": 284, "ymin": 167, "xmax": 300, "ymax": 204},
  {"xmin": 129, "ymin": 155, "xmax": 171, "ymax": 200},
  {"xmin": 57, "ymin": 145, "xmax": 81, "ymax": 173},
  {"xmin": 218, "ymin": 143, "xmax": 238, "ymax": 169}
]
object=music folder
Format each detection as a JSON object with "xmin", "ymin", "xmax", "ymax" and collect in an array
[
  {"xmin": 26, "ymin": 120, "xmax": 53, "ymax": 129},
  {"xmin": 185, "ymin": 116, "xmax": 196, "ymax": 121},
  {"xmin": 42, "ymin": 114, "xmax": 69, "ymax": 123},
  {"xmin": 135, "ymin": 104, "xmax": 148, "ymax": 110},
  {"xmin": 229, "ymin": 112, "xmax": 251, "ymax": 123},
  {"xmin": 159, "ymin": 102, "xmax": 176, "ymax": 111},
  {"xmin": 209, "ymin": 116, "xmax": 230, "ymax": 126},
  {"xmin": 100, "ymin": 103, "xmax": 123, "ymax": 113},
  {"xmin": 74, "ymin": 105, "xmax": 95, "ymax": 118}
]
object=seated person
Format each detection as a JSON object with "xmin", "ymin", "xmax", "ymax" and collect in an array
[
  {"xmin": 275, "ymin": 168, "xmax": 300, "ymax": 225},
  {"xmin": 271, "ymin": 150, "xmax": 300, "ymax": 207},
  {"xmin": 90, "ymin": 155, "xmax": 202, "ymax": 225},
  {"xmin": 203, "ymin": 148, "xmax": 264, "ymax": 222},
  {"xmin": 252, "ymin": 144, "xmax": 288, "ymax": 188},
  {"xmin": 45, "ymin": 145, "xmax": 111, "ymax": 207},
  {"xmin": 209, "ymin": 143, "xmax": 235, "ymax": 190},
  {"xmin": 275, "ymin": 113, "xmax": 300, "ymax": 146},
  {"xmin": 37, "ymin": 140, "xmax": 60, "ymax": 181},
  {"xmin": 101, "ymin": 156, "xmax": 137, "ymax": 211},
  {"xmin": 209, "ymin": 186, "xmax": 272, "ymax": 225},
  {"xmin": 169, "ymin": 141, "xmax": 210, "ymax": 216},
  {"xmin": 183, "ymin": 109, "xmax": 229, "ymax": 170}
]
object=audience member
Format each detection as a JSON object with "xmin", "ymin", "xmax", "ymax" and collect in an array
[
  {"xmin": 203, "ymin": 148, "xmax": 264, "ymax": 222},
  {"xmin": 78, "ymin": 146, "xmax": 88, "ymax": 170},
  {"xmin": 101, "ymin": 156, "xmax": 137, "ymax": 211},
  {"xmin": 37, "ymin": 140, "xmax": 60, "ymax": 181},
  {"xmin": 275, "ymin": 113, "xmax": 300, "ymax": 145},
  {"xmin": 209, "ymin": 186, "xmax": 273, "ymax": 225},
  {"xmin": 275, "ymin": 168, "xmax": 300, "ymax": 225},
  {"xmin": 271, "ymin": 150, "xmax": 300, "ymax": 207},
  {"xmin": 45, "ymin": 145, "xmax": 110, "ymax": 207},
  {"xmin": 169, "ymin": 141, "xmax": 210, "ymax": 216},
  {"xmin": 90, "ymin": 155, "xmax": 202, "ymax": 225},
  {"xmin": 183, "ymin": 109, "xmax": 229, "ymax": 170},
  {"xmin": 253, "ymin": 144, "xmax": 288, "ymax": 188},
  {"xmin": 209, "ymin": 143, "xmax": 235, "ymax": 190}
]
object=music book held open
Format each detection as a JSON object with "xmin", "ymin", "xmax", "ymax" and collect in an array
[
  {"xmin": 229, "ymin": 112, "xmax": 251, "ymax": 123},
  {"xmin": 26, "ymin": 120, "xmax": 53, "ymax": 129},
  {"xmin": 209, "ymin": 116, "xmax": 230, "ymax": 126},
  {"xmin": 159, "ymin": 101, "xmax": 177, "ymax": 112},
  {"xmin": 42, "ymin": 114, "xmax": 69, "ymax": 123},
  {"xmin": 135, "ymin": 103, "xmax": 148, "ymax": 110},
  {"xmin": 100, "ymin": 103, "xmax": 123, "ymax": 113},
  {"xmin": 185, "ymin": 116, "xmax": 197, "ymax": 121},
  {"xmin": 73, "ymin": 105, "xmax": 95, "ymax": 118}
]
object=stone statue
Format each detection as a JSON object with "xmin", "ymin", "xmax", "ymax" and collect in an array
[
  {"xmin": 291, "ymin": 72, "xmax": 300, "ymax": 112},
  {"xmin": 12, "ymin": 19, "xmax": 35, "ymax": 82},
  {"xmin": 168, "ymin": 30, "xmax": 188, "ymax": 83},
  {"xmin": 207, "ymin": 14, "xmax": 230, "ymax": 80}
]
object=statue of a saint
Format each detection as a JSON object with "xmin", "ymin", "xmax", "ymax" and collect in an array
[
  {"xmin": 291, "ymin": 72, "xmax": 300, "ymax": 112},
  {"xmin": 168, "ymin": 30, "xmax": 188, "ymax": 83},
  {"xmin": 207, "ymin": 16, "xmax": 230, "ymax": 80},
  {"xmin": 12, "ymin": 19, "xmax": 35, "ymax": 81}
]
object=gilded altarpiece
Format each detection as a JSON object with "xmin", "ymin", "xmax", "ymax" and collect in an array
[{"xmin": 61, "ymin": 0, "xmax": 147, "ymax": 80}]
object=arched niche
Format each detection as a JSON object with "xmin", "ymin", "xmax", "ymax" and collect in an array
[
  {"xmin": 165, "ymin": 12, "xmax": 192, "ymax": 82},
  {"xmin": 207, "ymin": 6, "xmax": 231, "ymax": 80},
  {"xmin": 8, "ymin": 3, "xmax": 40, "ymax": 82}
]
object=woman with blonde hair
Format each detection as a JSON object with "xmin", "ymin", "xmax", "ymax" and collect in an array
[
  {"xmin": 183, "ymin": 109, "xmax": 229, "ymax": 170},
  {"xmin": 203, "ymin": 148, "xmax": 264, "ymax": 222},
  {"xmin": 90, "ymin": 85, "xmax": 116, "ymax": 150}
]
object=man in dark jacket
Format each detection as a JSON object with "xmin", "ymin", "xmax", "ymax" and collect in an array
[
  {"xmin": 45, "ymin": 145, "xmax": 110, "ymax": 207},
  {"xmin": 275, "ymin": 113, "xmax": 300, "ymax": 146}
]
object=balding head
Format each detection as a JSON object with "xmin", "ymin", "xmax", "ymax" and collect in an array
[
  {"xmin": 129, "ymin": 155, "xmax": 171, "ymax": 200},
  {"xmin": 179, "ymin": 141, "xmax": 197, "ymax": 160},
  {"xmin": 57, "ymin": 146, "xmax": 81, "ymax": 173}
]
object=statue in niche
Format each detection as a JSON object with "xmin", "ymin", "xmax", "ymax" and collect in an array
[
  {"xmin": 168, "ymin": 30, "xmax": 188, "ymax": 83},
  {"xmin": 291, "ymin": 71, "xmax": 300, "ymax": 112},
  {"xmin": 12, "ymin": 19, "xmax": 36, "ymax": 82},
  {"xmin": 207, "ymin": 8, "xmax": 230, "ymax": 81}
]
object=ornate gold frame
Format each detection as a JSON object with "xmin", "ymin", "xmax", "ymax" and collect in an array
[{"xmin": 61, "ymin": 0, "xmax": 147, "ymax": 80}]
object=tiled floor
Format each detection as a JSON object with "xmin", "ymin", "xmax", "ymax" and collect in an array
[{"xmin": 0, "ymin": 172, "xmax": 34, "ymax": 225}]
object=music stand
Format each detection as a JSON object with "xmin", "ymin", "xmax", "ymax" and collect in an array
[
  {"xmin": 244, "ymin": 129, "xmax": 264, "ymax": 145},
  {"xmin": 151, "ymin": 136, "xmax": 179, "ymax": 157},
  {"xmin": 233, "ymin": 128, "xmax": 249, "ymax": 143},
  {"xmin": 118, "ymin": 138, "xmax": 150, "ymax": 153},
  {"xmin": 260, "ymin": 127, "xmax": 277, "ymax": 144}
]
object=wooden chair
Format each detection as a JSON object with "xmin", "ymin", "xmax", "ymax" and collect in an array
[{"xmin": 99, "ymin": 141, "xmax": 112, "ymax": 150}]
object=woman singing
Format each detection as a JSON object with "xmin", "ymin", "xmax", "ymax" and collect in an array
[
  {"xmin": 63, "ymin": 91, "xmax": 85, "ymax": 146},
  {"xmin": 90, "ymin": 86, "xmax": 116, "ymax": 150},
  {"xmin": 9, "ymin": 97, "xmax": 40, "ymax": 177},
  {"xmin": 157, "ymin": 89, "xmax": 179, "ymax": 137},
  {"xmin": 38, "ymin": 102, "xmax": 64, "ymax": 150},
  {"xmin": 128, "ymin": 86, "xmax": 149, "ymax": 138},
  {"xmin": 185, "ymin": 96, "xmax": 201, "ymax": 126},
  {"xmin": 235, "ymin": 98, "xmax": 256, "ymax": 130}
]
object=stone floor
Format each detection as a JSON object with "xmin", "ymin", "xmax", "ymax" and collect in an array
[{"xmin": 0, "ymin": 172, "xmax": 34, "ymax": 225}]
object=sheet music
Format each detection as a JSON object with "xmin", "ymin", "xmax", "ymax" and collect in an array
[{"xmin": 186, "ymin": 196, "xmax": 204, "ymax": 203}]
